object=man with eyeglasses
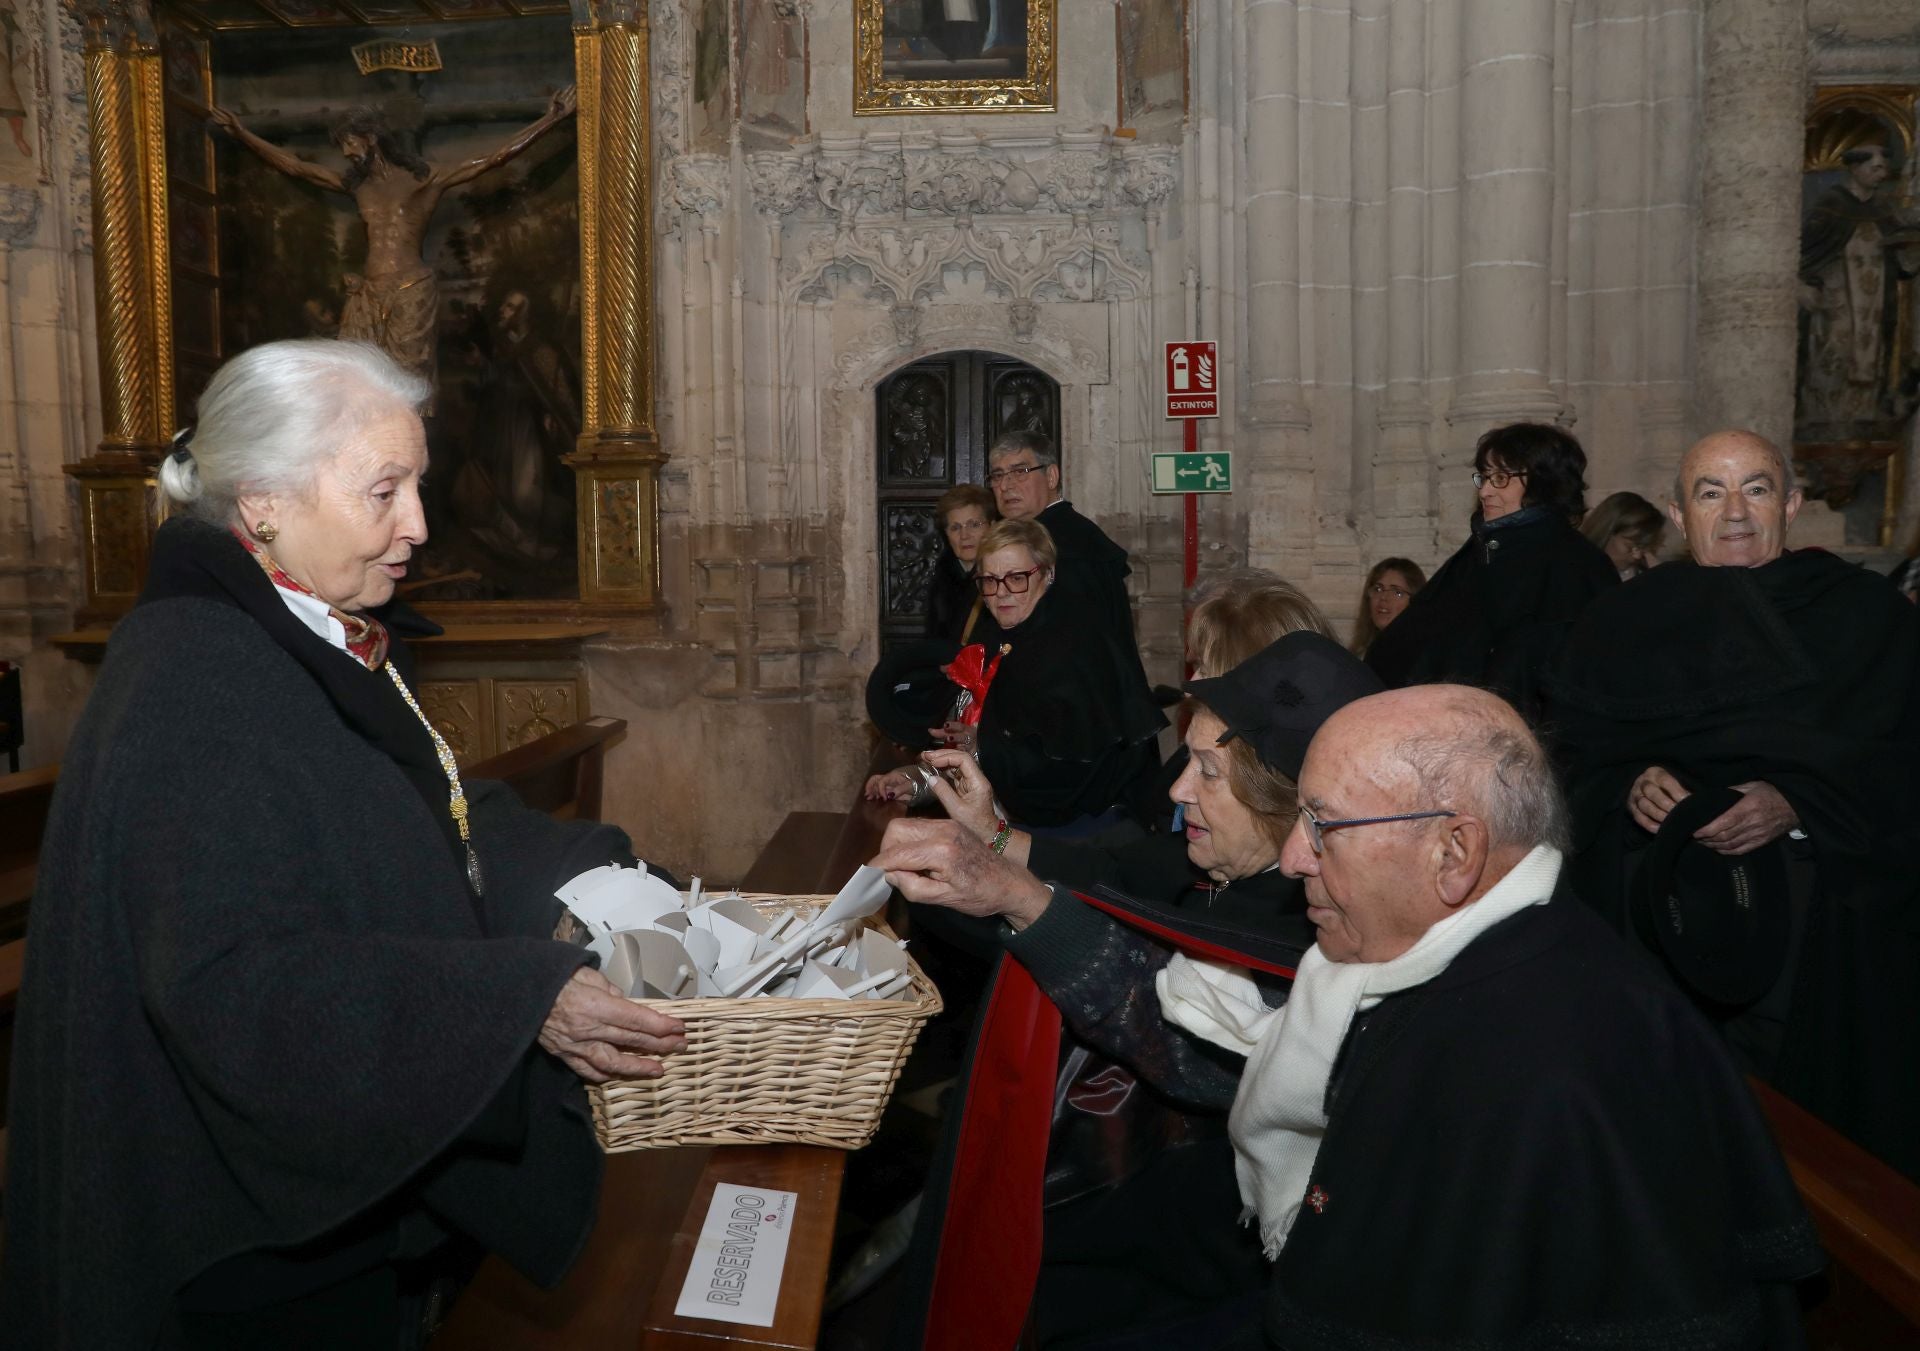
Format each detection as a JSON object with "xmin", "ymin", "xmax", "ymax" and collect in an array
[
  {"xmin": 879, "ymin": 682, "xmax": 1820, "ymax": 1348},
  {"xmin": 983, "ymin": 430, "xmax": 1138, "ymax": 656},
  {"xmin": 1554, "ymin": 428, "xmax": 1920, "ymax": 1181}
]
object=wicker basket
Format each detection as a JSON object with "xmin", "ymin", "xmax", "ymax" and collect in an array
[{"xmin": 588, "ymin": 893, "xmax": 944, "ymax": 1152}]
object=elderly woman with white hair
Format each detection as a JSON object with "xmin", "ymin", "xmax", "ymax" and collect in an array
[{"xmin": 1, "ymin": 340, "xmax": 686, "ymax": 1349}]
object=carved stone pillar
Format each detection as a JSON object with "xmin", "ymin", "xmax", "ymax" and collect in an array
[
  {"xmin": 571, "ymin": 9, "xmax": 666, "ymax": 610},
  {"xmin": 1444, "ymin": 0, "xmax": 1563, "ymax": 484},
  {"xmin": 66, "ymin": 2, "xmax": 172, "ymax": 625},
  {"xmin": 1237, "ymin": 0, "xmax": 1315, "ymax": 579},
  {"xmin": 1693, "ymin": 0, "xmax": 1803, "ymax": 446}
]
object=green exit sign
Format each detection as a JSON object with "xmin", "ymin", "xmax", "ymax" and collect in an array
[{"xmin": 1151, "ymin": 451, "xmax": 1233, "ymax": 494}]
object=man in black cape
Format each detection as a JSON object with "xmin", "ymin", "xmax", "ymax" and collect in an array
[
  {"xmin": 1553, "ymin": 428, "xmax": 1920, "ymax": 1181},
  {"xmin": 875, "ymin": 683, "xmax": 1821, "ymax": 1349}
]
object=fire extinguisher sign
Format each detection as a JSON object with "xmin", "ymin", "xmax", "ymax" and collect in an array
[{"xmin": 1165, "ymin": 341, "xmax": 1219, "ymax": 419}]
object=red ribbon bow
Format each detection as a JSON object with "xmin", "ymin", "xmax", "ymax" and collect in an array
[{"xmin": 941, "ymin": 642, "xmax": 1007, "ymax": 727}]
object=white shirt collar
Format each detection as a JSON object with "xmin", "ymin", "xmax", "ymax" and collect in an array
[{"xmin": 271, "ymin": 583, "xmax": 351, "ymax": 658}]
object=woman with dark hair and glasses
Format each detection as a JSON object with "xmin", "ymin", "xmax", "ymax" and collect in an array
[
  {"xmin": 1348, "ymin": 556, "xmax": 1427, "ymax": 658},
  {"xmin": 1364, "ymin": 422, "xmax": 1616, "ymax": 724},
  {"xmin": 867, "ymin": 517, "xmax": 1164, "ymax": 833}
]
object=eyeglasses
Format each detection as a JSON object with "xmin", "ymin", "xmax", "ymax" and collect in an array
[
  {"xmin": 1471, "ymin": 468, "xmax": 1527, "ymax": 490},
  {"xmin": 977, "ymin": 566, "xmax": 1045, "ymax": 596},
  {"xmin": 1367, "ymin": 583, "xmax": 1411, "ymax": 599},
  {"xmin": 1298, "ymin": 803, "xmax": 1458, "ymax": 856},
  {"xmin": 986, "ymin": 463, "xmax": 1046, "ymax": 486}
]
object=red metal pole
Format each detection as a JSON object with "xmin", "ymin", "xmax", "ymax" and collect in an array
[
  {"xmin": 1182, "ymin": 417, "xmax": 1199, "ymax": 589},
  {"xmin": 1182, "ymin": 417, "xmax": 1199, "ymax": 680}
]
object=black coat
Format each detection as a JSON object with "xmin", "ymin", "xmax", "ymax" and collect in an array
[
  {"xmin": 923, "ymin": 548, "xmax": 980, "ymax": 643},
  {"xmin": 1366, "ymin": 506, "xmax": 1616, "ymax": 725},
  {"xmin": 1552, "ymin": 550, "xmax": 1920, "ymax": 1178},
  {"xmin": 974, "ymin": 588, "xmax": 1165, "ymax": 828},
  {"xmin": 894, "ymin": 863, "xmax": 1311, "ymax": 1351},
  {"xmin": 1036, "ymin": 499, "xmax": 1135, "ymax": 647},
  {"xmin": 0, "ymin": 520, "xmax": 619, "ymax": 1348},
  {"xmin": 1261, "ymin": 897, "xmax": 1821, "ymax": 1349}
]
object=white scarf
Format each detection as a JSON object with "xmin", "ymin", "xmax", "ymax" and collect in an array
[{"xmin": 1155, "ymin": 845, "xmax": 1563, "ymax": 1258}]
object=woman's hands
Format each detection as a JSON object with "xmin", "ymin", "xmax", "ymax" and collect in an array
[
  {"xmin": 871, "ymin": 818, "xmax": 1052, "ymax": 930},
  {"xmin": 863, "ymin": 768, "xmax": 921, "ymax": 802},
  {"xmin": 540, "ymin": 966, "xmax": 688, "ymax": 1084},
  {"xmin": 920, "ymin": 750, "xmax": 1005, "ymax": 841}
]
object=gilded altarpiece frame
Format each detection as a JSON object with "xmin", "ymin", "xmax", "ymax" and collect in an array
[
  {"xmin": 853, "ymin": 0, "xmax": 1054, "ymax": 115},
  {"xmin": 65, "ymin": 0, "xmax": 665, "ymax": 625}
]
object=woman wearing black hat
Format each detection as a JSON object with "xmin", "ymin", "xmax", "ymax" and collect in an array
[{"xmin": 881, "ymin": 632, "xmax": 1385, "ymax": 1351}]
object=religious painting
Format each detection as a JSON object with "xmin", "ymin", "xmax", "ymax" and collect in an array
[
  {"xmin": 854, "ymin": 0, "xmax": 1055, "ymax": 115},
  {"xmin": 163, "ymin": 7, "xmax": 583, "ymax": 600},
  {"xmin": 0, "ymin": 0, "xmax": 39, "ymax": 186},
  {"xmin": 740, "ymin": 0, "xmax": 807, "ymax": 147},
  {"xmin": 1793, "ymin": 88, "xmax": 1920, "ymax": 544},
  {"xmin": 690, "ymin": 0, "xmax": 732, "ymax": 152},
  {"xmin": 1116, "ymin": 0, "xmax": 1183, "ymax": 131}
]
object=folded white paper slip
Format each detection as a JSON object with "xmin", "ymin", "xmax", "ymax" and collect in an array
[{"xmin": 673, "ymin": 1184, "xmax": 799, "ymax": 1327}]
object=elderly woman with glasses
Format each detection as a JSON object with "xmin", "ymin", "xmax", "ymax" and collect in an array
[
  {"xmin": 1, "ymin": 340, "xmax": 686, "ymax": 1349},
  {"xmin": 1364, "ymin": 422, "xmax": 1616, "ymax": 724},
  {"xmin": 866, "ymin": 517, "xmax": 1163, "ymax": 833},
  {"xmin": 873, "ymin": 633, "xmax": 1385, "ymax": 1349}
]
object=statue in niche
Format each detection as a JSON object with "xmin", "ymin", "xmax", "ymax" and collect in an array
[
  {"xmin": 1796, "ymin": 139, "xmax": 1920, "ymax": 451},
  {"xmin": 1117, "ymin": 0, "xmax": 1185, "ymax": 129},
  {"xmin": 449, "ymin": 288, "xmax": 580, "ymax": 563},
  {"xmin": 210, "ymin": 90, "xmax": 577, "ymax": 385},
  {"xmin": 0, "ymin": 0, "xmax": 30, "ymax": 163},
  {"xmin": 692, "ymin": 0, "xmax": 732, "ymax": 150},
  {"xmin": 741, "ymin": 0, "xmax": 807, "ymax": 146}
]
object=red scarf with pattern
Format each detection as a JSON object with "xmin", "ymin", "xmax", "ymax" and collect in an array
[{"xmin": 232, "ymin": 528, "xmax": 390, "ymax": 670}]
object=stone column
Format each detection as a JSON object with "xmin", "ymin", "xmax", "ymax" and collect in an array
[
  {"xmin": 1692, "ymin": 0, "xmax": 1803, "ymax": 447},
  {"xmin": 1240, "ymin": 0, "xmax": 1315, "ymax": 579},
  {"xmin": 1373, "ymin": 0, "xmax": 1433, "ymax": 559},
  {"xmin": 1444, "ymin": 0, "xmax": 1563, "ymax": 493}
]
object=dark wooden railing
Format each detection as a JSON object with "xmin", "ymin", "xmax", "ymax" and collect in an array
[{"xmin": 468, "ymin": 715, "xmax": 626, "ymax": 821}]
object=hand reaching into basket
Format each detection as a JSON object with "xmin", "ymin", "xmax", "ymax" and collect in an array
[
  {"xmin": 872, "ymin": 817, "xmax": 1052, "ymax": 932},
  {"xmin": 540, "ymin": 965, "xmax": 689, "ymax": 1083}
]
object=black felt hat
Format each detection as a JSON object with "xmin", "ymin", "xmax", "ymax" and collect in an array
[
  {"xmin": 1184, "ymin": 632, "xmax": 1385, "ymax": 779},
  {"xmin": 864, "ymin": 638, "xmax": 962, "ymax": 751},
  {"xmin": 1632, "ymin": 786, "xmax": 1791, "ymax": 1008}
]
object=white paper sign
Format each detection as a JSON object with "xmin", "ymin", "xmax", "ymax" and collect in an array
[{"xmin": 672, "ymin": 1184, "xmax": 798, "ymax": 1327}]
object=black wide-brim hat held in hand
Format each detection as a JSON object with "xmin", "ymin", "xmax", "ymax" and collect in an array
[{"xmin": 1631, "ymin": 785, "xmax": 1791, "ymax": 1008}]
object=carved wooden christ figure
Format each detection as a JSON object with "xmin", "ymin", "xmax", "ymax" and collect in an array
[{"xmin": 211, "ymin": 88, "xmax": 577, "ymax": 386}]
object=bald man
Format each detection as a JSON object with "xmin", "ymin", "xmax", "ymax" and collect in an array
[
  {"xmin": 879, "ymin": 685, "xmax": 1821, "ymax": 1349},
  {"xmin": 1554, "ymin": 429, "xmax": 1920, "ymax": 1180}
]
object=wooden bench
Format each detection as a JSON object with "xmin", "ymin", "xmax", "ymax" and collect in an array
[{"xmin": 1751, "ymin": 1079, "xmax": 1920, "ymax": 1342}]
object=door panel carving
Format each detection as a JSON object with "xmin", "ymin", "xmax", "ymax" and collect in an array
[{"xmin": 875, "ymin": 351, "xmax": 1060, "ymax": 652}]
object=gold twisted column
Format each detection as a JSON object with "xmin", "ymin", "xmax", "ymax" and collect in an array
[
  {"xmin": 570, "ymin": 18, "xmax": 665, "ymax": 610},
  {"xmin": 67, "ymin": 11, "xmax": 172, "ymax": 625}
]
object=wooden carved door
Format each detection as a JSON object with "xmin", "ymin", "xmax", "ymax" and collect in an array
[{"xmin": 876, "ymin": 352, "xmax": 1061, "ymax": 652}]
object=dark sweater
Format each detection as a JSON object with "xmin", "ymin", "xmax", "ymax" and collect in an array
[{"xmin": 0, "ymin": 521, "xmax": 621, "ymax": 1348}]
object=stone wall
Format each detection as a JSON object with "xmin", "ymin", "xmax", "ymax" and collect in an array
[
  {"xmin": 10, "ymin": 0, "xmax": 1911, "ymax": 880},
  {"xmin": 0, "ymin": 0, "xmax": 103, "ymax": 772}
]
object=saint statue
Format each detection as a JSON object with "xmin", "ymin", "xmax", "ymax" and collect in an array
[
  {"xmin": 1796, "ymin": 142, "xmax": 1920, "ymax": 446},
  {"xmin": 210, "ymin": 89, "xmax": 577, "ymax": 385}
]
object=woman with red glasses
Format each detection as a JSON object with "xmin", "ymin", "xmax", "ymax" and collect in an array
[{"xmin": 868, "ymin": 517, "xmax": 1163, "ymax": 834}]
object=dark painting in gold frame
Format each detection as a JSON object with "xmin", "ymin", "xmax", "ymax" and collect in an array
[{"xmin": 855, "ymin": 0, "xmax": 1055, "ymax": 115}]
